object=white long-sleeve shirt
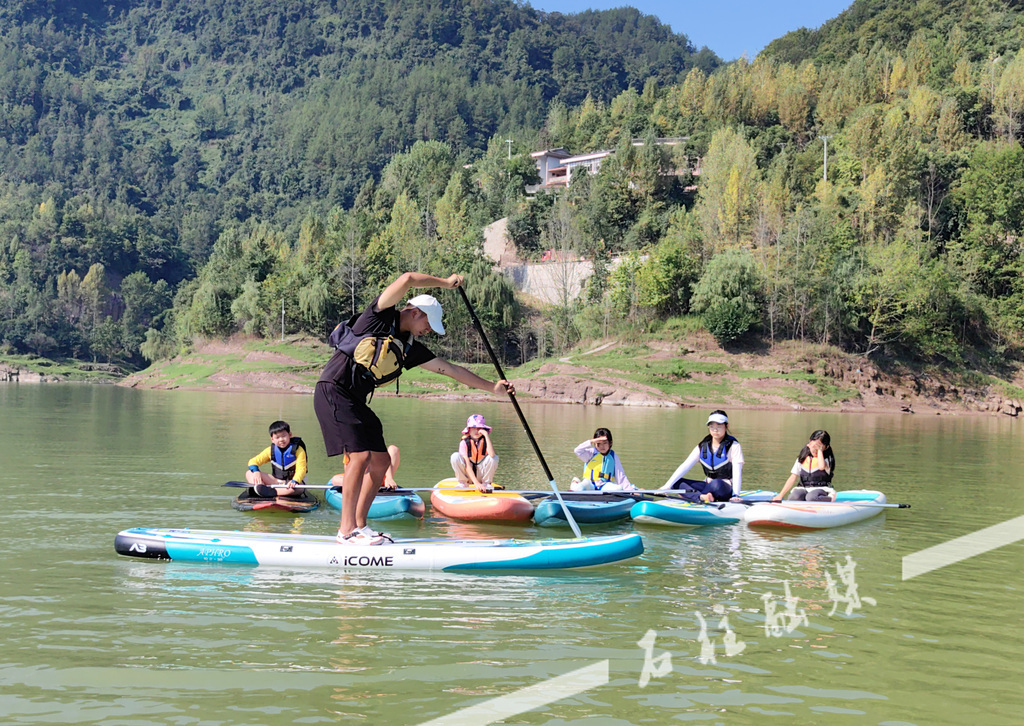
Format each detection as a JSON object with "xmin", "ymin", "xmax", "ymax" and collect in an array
[
  {"xmin": 573, "ymin": 440, "xmax": 635, "ymax": 490},
  {"xmin": 658, "ymin": 442, "xmax": 744, "ymax": 496}
]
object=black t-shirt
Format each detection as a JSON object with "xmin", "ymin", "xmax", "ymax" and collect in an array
[{"xmin": 318, "ymin": 296, "xmax": 436, "ymax": 400}]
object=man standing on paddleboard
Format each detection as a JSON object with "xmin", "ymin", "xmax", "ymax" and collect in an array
[{"xmin": 315, "ymin": 272, "xmax": 514, "ymax": 545}]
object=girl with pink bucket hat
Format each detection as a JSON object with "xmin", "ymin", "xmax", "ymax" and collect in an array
[{"xmin": 451, "ymin": 414, "xmax": 499, "ymax": 492}]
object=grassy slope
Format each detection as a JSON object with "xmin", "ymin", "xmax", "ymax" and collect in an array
[
  {"xmin": 113, "ymin": 334, "xmax": 861, "ymax": 409},
  {"xmin": 0, "ymin": 355, "xmax": 125, "ymax": 382}
]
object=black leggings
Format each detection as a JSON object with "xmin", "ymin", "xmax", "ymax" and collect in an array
[
  {"xmin": 787, "ymin": 486, "xmax": 835, "ymax": 501},
  {"xmin": 669, "ymin": 477, "xmax": 733, "ymax": 502}
]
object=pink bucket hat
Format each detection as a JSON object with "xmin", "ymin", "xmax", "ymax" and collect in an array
[{"xmin": 462, "ymin": 414, "xmax": 491, "ymax": 434}]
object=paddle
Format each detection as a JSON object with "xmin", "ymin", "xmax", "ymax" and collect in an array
[
  {"xmin": 224, "ymin": 480, "xmax": 733, "ymax": 502},
  {"xmin": 223, "ymin": 480, "xmax": 325, "ymax": 489},
  {"xmin": 514, "ymin": 489, "xmax": 714, "ymax": 501},
  {"xmin": 222, "ymin": 481, "xmax": 417, "ymax": 494},
  {"xmin": 457, "ymin": 285, "xmax": 583, "ymax": 538}
]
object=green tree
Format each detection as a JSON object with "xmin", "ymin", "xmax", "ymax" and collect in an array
[
  {"xmin": 80, "ymin": 263, "xmax": 108, "ymax": 331},
  {"xmin": 690, "ymin": 249, "xmax": 765, "ymax": 344},
  {"xmin": 952, "ymin": 141, "xmax": 1024, "ymax": 318},
  {"xmin": 435, "ymin": 170, "xmax": 481, "ymax": 272},
  {"xmin": 119, "ymin": 271, "xmax": 171, "ymax": 357},
  {"xmin": 695, "ymin": 127, "xmax": 760, "ymax": 249},
  {"xmin": 608, "ymin": 252, "xmax": 645, "ymax": 321},
  {"xmin": 993, "ymin": 52, "xmax": 1024, "ymax": 143},
  {"xmin": 369, "ymin": 192, "xmax": 431, "ymax": 283},
  {"xmin": 634, "ymin": 209, "xmax": 703, "ymax": 317},
  {"xmin": 377, "ymin": 140, "xmax": 457, "ymax": 214},
  {"xmin": 231, "ymin": 279, "xmax": 265, "ymax": 336},
  {"xmin": 139, "ymin": 326, "xmax": 177, "ymax": 362}
]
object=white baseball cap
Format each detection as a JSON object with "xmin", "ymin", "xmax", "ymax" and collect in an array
[{"xmin": 407, "ymin": 294, "xmax": 445, "ymax": 335}]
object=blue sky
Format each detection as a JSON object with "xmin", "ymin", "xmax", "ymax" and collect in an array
[{"xmin": 529, "ymin": 0, "xmax": 855, "ymax": 61}]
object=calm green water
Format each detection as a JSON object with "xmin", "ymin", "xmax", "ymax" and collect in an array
[{"xmin": 1, "ymin": 384, "xmax": 1021, "ymax": 725}]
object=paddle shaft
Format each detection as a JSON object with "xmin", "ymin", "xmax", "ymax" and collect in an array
[
  {"xmin": 457, "ymin": 287, "xmax": 553, "ymax": 482},
  {"xmin": 423, "ymin": 488, "xmax": 722, "ymax": 504},
  {"xmin": 457, "ymin": 286, "xmax": 582, "ymax": 537},
  {"xmin": 224, "ymin": 481, "xmax": 413, "ymax": 493},
  {"xmin": 224, "ymin": 480, "xmax": 739, "ymax": 502}
]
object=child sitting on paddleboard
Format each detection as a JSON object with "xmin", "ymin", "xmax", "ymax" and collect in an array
[
  {"xmin": 451, "ymin": 414, "xmax": 498, "ymax": 492},
  {"xmin": 245, "ymin": 420, "xmax": 307, "ymax": 497},
  {"xmin": 773, "ymin": 430, "xmax": 836, "ymax": 502},
  {"xmin": 338, "ymin": 444, "xmax": 402, "ymax": 491},
  {"xmin": 658, "ymin": 410, "xmax": 743, "ymax": 502},
  {"xmin": 570, "ymin": 427, "xmax": 635, "ymax": 491}
]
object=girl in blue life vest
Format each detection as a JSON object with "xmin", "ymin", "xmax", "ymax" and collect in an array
[
  {"xmin": 450, "ymin": 414, "xmax": 499, "ymax": 492},
  {"xmin": 658, "ymin": 410, "xmax": 744, "ymax": 502},
  {"xmin": 569, "ymin": 428, "xmax": 635, "ymax": 491},
  {"xmin": 773, "ymin": 430, "xmax": 836, "ymax": 502}
]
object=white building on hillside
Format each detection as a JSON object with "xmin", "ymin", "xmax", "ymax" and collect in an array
[{"xmin": 529, "ymin": 138, "xmax": 697, "ymax": 192}]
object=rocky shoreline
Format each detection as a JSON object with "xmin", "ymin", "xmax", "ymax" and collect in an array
[
  {"xmin": 8, "ymin": 337, "xmax": 1024, "ymax": 418},
  {"xmin": 117, "ymin": 361, "xmax": 1022, "ymax": 418}
]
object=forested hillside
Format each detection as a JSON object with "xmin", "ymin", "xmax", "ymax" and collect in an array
[
  {"xmin": 0, "ymin": 0, "xmax": 712, "ymax": 365},
  {"xmin": 4, "ymin": 0, "xmax": 1024, "ymax": 382},
  {"xmin": 763, "ymin": 0, "xmax": 1024, "ymax": 65},
  {"xmin": 524, "ymin": 0, "xmax": 1024, "ymax": 368}
]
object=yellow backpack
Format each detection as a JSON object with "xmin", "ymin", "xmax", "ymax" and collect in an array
[{"xmin": 329, "ymin": 317, "xmax": 411, "ymax": 388}]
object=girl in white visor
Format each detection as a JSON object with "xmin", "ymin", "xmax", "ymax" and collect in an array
[{"xmin": 658, "ymin": 410, "xmax": 744, "ymax": 502}]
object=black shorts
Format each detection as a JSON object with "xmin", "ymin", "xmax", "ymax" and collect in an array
[{"xmin": 313, "ymin": 381, "xmax": 387, "ymax": 456}]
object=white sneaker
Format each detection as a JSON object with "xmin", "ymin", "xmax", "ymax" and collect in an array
[
  {"xmin": 358, "ymin": 525, "xmax": 393, "ymax": 543},
  {"xmin": 336, "ymin": 529, "xmax": 384, "ymax": 546}
]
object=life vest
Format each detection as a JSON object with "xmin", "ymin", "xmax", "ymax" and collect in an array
[
  {"xmin": 699, "ymin": 436, "xmax": 736, "ymax": 480},
  {"xmin": 462, "ymin": 435, "xmax": 488, "ymax": 465},
  {"xmin": 329, "ymin": 314, "xmax": 412, "ymax": 390},
  {"xmin": 798, "ymin": 450, "xmax": 834, "ymax": 486},
  {"xmin": 270, "ymin": 436, "xmax": 305, "ymax": 482},
  {"xmin": 582, "ymin": 450, "xmax": 617, "ymax": 485}
]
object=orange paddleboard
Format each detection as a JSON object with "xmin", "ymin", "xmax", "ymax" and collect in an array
[{"xmin": 430, "ymin": 478, "xmax": 534, "ymax": 522}]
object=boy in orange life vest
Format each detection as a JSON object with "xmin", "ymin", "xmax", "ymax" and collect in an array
[
  {"xmin": 245, "ymin": 420, "xmax": 307, "ymax": 497},
  {"xmin": 450, "ymin": 414, "xmax": 498, "ymax": 492}
]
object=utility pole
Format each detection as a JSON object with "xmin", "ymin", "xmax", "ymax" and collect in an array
[
  {"xmin": 818, "ymin": 135, "xmax": 832, "ymax": 182},
  {"xmin": 990, "ymin": 55, "xmax": 1001, "ymax": 102},
  {"xmin": 280, "ymin": 298, "xmax": 285, "ymax": 341},
  {"xmin": 505, "ymin": 138, "xmax": 513, "ymax": 160}
]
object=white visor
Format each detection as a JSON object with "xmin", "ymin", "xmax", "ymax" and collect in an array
[{"xmin": 706, "ymin": 413, "xmax": 728, "ymax": 425}]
